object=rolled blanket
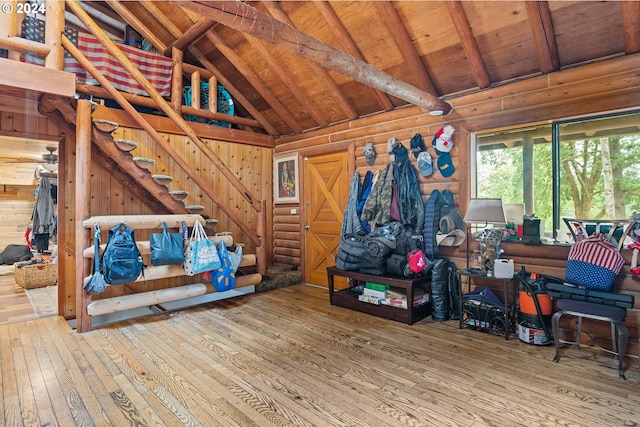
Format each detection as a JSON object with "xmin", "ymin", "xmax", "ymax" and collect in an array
[{"xmin": 365, "ymin": 236, "xmax": 396, "ymax": 257}]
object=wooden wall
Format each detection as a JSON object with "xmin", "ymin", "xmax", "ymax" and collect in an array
[
  {"xmin": 273, "ymin": 53, "xmax": 640, "ymax": 356},
  {"xmin": 0, "ymin": 111, "xmax": 61, "ymax": 250}
]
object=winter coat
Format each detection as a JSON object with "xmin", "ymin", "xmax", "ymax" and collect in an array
[
  {"xmin": 396, "ymin": 161, "xmax": 425, "ymax": 234},
  {"xmin": 360, "ymin": 162, "xmax": 395, "ymax": 226}
]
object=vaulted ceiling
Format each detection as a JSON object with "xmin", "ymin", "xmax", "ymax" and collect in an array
[{"xmin": 74, "ymin": 1, "xmax": 640, "ymax": 138}]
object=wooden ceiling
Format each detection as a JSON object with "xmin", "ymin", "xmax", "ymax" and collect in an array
[{"xmin": 76, "ymin": 1, "xmax": 640, "ymax": 138}]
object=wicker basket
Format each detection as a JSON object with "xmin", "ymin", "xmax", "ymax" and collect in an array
[{"xmin": 13, "ymin": 262, "xmax": 57, "ymax": 289}]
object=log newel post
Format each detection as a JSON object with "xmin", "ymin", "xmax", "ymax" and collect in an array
[
  {"xmin": 44, "ymin": 0, "xmax": 65, "ymax": 70},
  {"xmin": 75, "ymin": 99, "xmax": 93, "ymax": 333},
  {"xmin": 171, "ymin": 47, "xmax": 184, "ymax": 112},
  {"xmin": 256, "ymin": 200, "xmax": 267, "ymax": 275}
]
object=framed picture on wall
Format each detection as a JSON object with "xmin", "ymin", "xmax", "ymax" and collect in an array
[{"xmin": 274, "ymin": 153, "xmax": 299, "ymax": 204}]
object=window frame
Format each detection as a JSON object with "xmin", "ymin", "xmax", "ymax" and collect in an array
[{"xmin": 472, "ymin": 108, "xmax": 640, "ymax": 239}]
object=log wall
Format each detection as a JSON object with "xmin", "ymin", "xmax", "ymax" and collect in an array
[{"xmin": 273, "ymin": 53, "xmax": 640, "ymax": 356}]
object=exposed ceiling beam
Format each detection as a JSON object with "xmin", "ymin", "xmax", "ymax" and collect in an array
[
  {"xmin": 621, "ymin": 1, "xmax": 640, "ymax": 54},
  {"xmin": 75, "ymin": 1, "xmax": 125, "ymax": 39},
  {"xmin": 242, "ymin": 33, "xmax": 329, "ymax": 127},
  {"xmin": 106, "ymin": 0, "xmax": 166, "ymax": 51},
  {"xmin": 176, "ymin": 1, "xmax": 453, "ymax": 115},
  {"xmin": 203, "ymin": 29, "xmax": 304, "ymax": 133},
  {"xmin": 445, "ymin": 1, "xmax": 491, "ymax": 89},
  {"xmin": 374, "ymin": 1, "xmax": 439, "ymax": 96},
  {"xmin": 262, "ymin": 0, "xmax": 358, "ymax": 120},
  {"xmin": 525, "ymin": 1, "xmax": 560, "ymax": 73},
  {"xmin": 136, "ymin": 1, "xmax": 278, "ymax": 135},
  {"xmin": 162, "ymin": 17, "xmax": 216, "ymax": 57},
  {"xmin": 315, "ymin": 1, "xmax": 393, "ymax": 112}
]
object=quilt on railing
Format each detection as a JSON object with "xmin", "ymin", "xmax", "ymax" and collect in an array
[{"xmin": 22, "ymin": 17, "xmax": 172, "ymax": 97}]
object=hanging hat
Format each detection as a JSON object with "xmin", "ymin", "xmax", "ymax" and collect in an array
[
  {"xmin": 432, "ymin": 125, "xmax": 455, "ymax": 155},
  {"xmin": 417, "ymin": 151, "xmax": 433, "ymax": 177},
  {"xmin": 363, "ymin": 142, "xmax": 376, "ymax": 165},
  {"xmin": 437, "ymin": 153, "xmax": 455, "ymax": 177},
  {"xmin": 392, "ymin": 143, "xmax": 408, "ymax": 164},
  {"xmin": 386, "ymin": 136, "xmax": 397, "ymax": 161},
  {"xmin": 410, "ymin": 133, "xmax": 426, "ymax": 158},
  {"xmin": 436, "ymin": 229, "xmax": 466, "ymax": 247}
]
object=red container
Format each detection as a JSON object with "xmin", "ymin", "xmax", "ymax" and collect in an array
[{"xmin": 519, "ymin": 290, "xmax": 552, "ymax": 315}]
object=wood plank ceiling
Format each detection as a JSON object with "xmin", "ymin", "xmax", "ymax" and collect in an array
[{"xmin": 75, "ymin": 1, "xmax": 640, "ymax": 138}]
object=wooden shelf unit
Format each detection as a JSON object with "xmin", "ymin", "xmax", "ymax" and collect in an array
[{"xmin": 326, "ymin": 266, "xmax": 431, "ymax": 325}]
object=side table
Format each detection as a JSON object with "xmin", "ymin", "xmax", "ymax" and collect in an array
[{"xmin": 457, "ymin": 269, "xmax": 517, "ymax": 339}]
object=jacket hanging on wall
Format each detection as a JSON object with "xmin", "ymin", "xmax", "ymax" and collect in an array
[{"xmin": 32, "ymin": 177, "xmax": 57, "ymax": 252}]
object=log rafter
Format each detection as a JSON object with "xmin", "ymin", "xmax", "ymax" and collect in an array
[
  {"xmin": 242, "ymin": 33, "xmax": 329, "ymax": 127},
  {"xmin": 130, "ymin": 0, "xmax": 278, "ymax": 135},
  {"xmin": 177, "ymin": 1, "xmax": 453, "ymax": 115},
  {"xmin": 315, "ymin": 1, "xmax": 394, "ymax": 112},
  {"xmin": 162, "ymin": 17, "xmax": 216, "ymax": 57},
  {"xmin": 445, "ymin": 0, "xmax": 491, "ymax": 89},
  {"xmin": 373, "ymin": 1, "xmax": 439, "ymax": 97},
  {"xmin": 203, "ymin": 28, "xmax": 304, "ymax": 134},
  {"xmin": 525, "ymin": 1, "xmax": 560, "ymax": 73},
  {"xmin": 261, "ymin": 0, "xmax": 359, "ymax": 120}
]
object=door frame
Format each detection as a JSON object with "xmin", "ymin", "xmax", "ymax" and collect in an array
[{"xmin": 299, "ymin": 141, "xmax": 355, "ymax": 284}]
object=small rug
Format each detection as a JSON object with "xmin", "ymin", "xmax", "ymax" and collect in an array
[
  {"xmin": 25, "ymin": 285, "xmax": 58, "ymax": 317},
  {"xmin": 0, "ymin": 264, "xmax": 14, "ymax": 276},
  {"xmin": 255, "ymin": 266, "xmax": 303, "ymax": 292}
]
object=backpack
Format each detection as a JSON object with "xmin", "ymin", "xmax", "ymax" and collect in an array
[{"xmin": 101, "ymin": 223, "xmax": 143, "ymax": 285}]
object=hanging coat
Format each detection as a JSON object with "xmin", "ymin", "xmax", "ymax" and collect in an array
[{"xmin": 32, "ymin": 177, "xmax": 57, "ymax": 238}]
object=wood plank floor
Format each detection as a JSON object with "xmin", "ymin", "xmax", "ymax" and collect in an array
[
  {"xmin": 1, "ymin": 283, "xmax": 639, "ymax": 427},
  {"xmin": 0, "ymin": 273, "xmax": 39, "ymax": 325}
]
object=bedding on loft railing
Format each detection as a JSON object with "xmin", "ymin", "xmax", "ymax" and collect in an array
[{"xmin": 21, "ymin": 16, "xmax": 172, "ymax": 97}]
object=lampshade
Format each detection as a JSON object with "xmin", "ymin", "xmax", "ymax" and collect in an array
[{"xmin": 463, "ymin": 198, "xmax": 507, "ymax": 225}]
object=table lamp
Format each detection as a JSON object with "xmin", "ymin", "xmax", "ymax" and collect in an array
[{"xmin": 463, "ymin": 198, "xmax": 507, "ymax": 270}]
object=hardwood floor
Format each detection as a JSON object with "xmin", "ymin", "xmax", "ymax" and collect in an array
[
  {"xmin": 0, "ymin": 272, "xmax": 39, "ymax": 325},
  {"xmin": 1, "ymin": 283, "xmax": 639, "ymax": 427}
]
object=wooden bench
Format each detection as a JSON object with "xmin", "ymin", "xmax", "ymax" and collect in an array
[{"xmin": 326, "ymin": 266, "xmax": 431, "ymax": 325}]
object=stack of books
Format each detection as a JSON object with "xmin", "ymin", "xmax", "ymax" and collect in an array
[{"xmin": 357, "ymin": 282, "xmax": 430, "ymax": 309}]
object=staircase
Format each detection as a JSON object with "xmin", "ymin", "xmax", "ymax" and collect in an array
[{"xmin": 41, "ymin": 97, "xmax": 265, "ymax": 332}]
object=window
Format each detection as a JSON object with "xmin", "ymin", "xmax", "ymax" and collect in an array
[{"xmin": 474, "ymin": 110, "xmax": 640, "ymax": 238}]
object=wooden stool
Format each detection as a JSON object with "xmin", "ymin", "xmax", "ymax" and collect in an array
[{"xmin": 552, "ymin": 299, "xmax": 628, "ymax": 379}]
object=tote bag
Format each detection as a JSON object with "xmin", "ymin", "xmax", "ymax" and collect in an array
[
  {"xmin": 150, "ymin": 221, "xmax": 185, "ymax": 266},
  {"xmin": 212, "ymin": 240, "xmax": 236, "ymax": 292},
  {"xmin": 183, "ymin": 220, "xmax": 221, "ymax": 276}
]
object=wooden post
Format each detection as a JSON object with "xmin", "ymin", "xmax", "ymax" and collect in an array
[
  {"xmin": 256, "ymin": 200, "xmax": 267, "ymax": 275},
  {"xmin": 75, "ymin": 99, "xmax": 93, "ymax": 333},
  {"xmin": 191, "ymin": 71, "xmax": 201, "ymax": 110},
  {"xmin": 44, "ymin": 0, "xmax": 65, "ymax": 70},
  {"xmin": 0, "ymin": 0, "xmax": 20, "ymax": 60},
  {"xmin": 208, "ymin": 76, "xmax": 218, "ymax": 114},
  {"xmin": 171, "ymin": 47, "xmax": 184, "ymax": 112}
]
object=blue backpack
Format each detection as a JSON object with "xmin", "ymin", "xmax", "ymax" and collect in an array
[{"xmin": 101, "ymin": 223, "xmax": 143, "ymax": 285}]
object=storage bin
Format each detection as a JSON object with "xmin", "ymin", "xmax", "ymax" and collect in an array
[{"xmin": 13, "ymin": 262, "xmax": 57, "ymax": 289}]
